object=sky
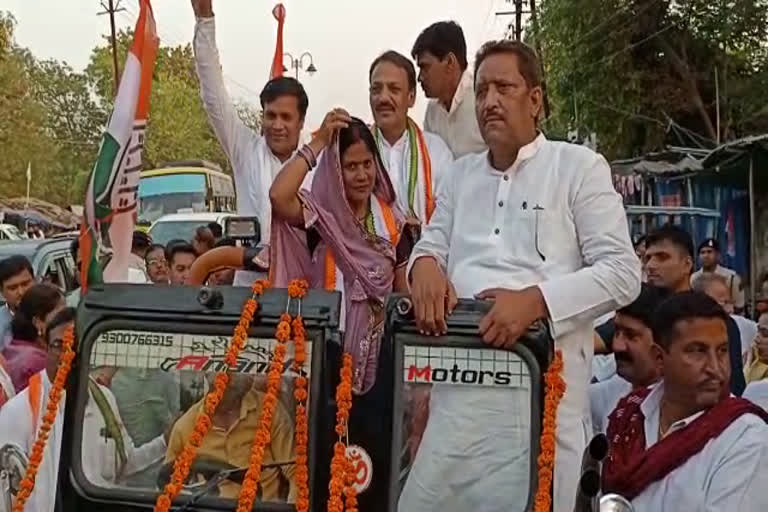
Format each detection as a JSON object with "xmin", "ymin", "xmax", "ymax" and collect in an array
[{"xmin": 5, "ymin": 0, "xmax": 514, "ymax": 131}]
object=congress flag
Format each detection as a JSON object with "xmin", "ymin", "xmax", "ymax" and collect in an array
[
  {"xmin": 80, "ymin": 0, "xmax": 159, "ymax": 291},
  {"xmin": 270, "ymin": 4, "xmax": 286, "ymax": 79}
]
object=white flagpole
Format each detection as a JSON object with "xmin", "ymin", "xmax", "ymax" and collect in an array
[{"xmin": 25, "ymin": 162, "xmax": 31, "ymax": 211}]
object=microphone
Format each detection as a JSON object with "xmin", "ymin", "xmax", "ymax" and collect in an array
[{"xmin": 573, "ymin": 433, "xmax": 609, "ymax": 512}]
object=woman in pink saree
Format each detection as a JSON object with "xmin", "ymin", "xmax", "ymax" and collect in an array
[{"xmin": 270, "ymin": 109, "xmax": 414, "ymax": 510}]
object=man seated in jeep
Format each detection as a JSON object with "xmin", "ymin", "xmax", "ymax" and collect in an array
[{"xmin": 165, "ymin": 372, "xmax": 296, "ymax": 502}]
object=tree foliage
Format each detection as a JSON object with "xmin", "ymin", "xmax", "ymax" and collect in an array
[
  {"xmin": 533, "ymin": 0, "xmax": 768, "ymax": 159},
  {"xmin": 0, "ymin": 15, "xmax": 261, "ymax": 206}
]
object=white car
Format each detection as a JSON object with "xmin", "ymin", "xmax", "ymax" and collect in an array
[{"xmin": 148, "ymin": 212, "xmax": 232, "ymax": 246}]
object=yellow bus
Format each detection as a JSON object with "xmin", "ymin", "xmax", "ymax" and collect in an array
[{"xmin": 137, "ymin": 160, "xmax": 236, "ymax": 228}]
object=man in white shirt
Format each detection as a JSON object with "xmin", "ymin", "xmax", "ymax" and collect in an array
[
  {"xmin": 404, "ymin": 40, "xmax": 640, "ymax": 512},
  {"xmin": 412, "ymin": 21, "xmax": 486, "ymax": 157},
  {"xmin": 192, "ymin": 0, "xmax": 310, "ymax": 243},
  {"xmin": 591, "ymin": 284, "xmax": 665, "ymax": 434},
  {"xmin": 691, "ymin": 238, "xmax": 745, "ymax": 312},
  {"xmin": 693, "ymin": 272, "xmax": 757, "ymax": 363},
  {"xmin": 603, "ymin": 291, "xmax": 768, "ymax": 511},
  {"xmin": 0, "ymin": 256, "xmax": 35, "ymax": 350},
  {"xmin": 0, "ymin": 308, "xmax": 167, "ymax": 511},
  {"xmin": 369, "ymin": 51, "xmax": 453, "ymax": 224}
]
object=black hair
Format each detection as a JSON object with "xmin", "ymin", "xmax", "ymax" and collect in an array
[
  {"xmin": 260, "ymin": 77, "xmax": 309, "ymax": 119},
  {"xmin": 369, "ymin": 50, "xmax": 417, "ymax": 91},
  {"xmin": 132, "ymin": 230, "xmax": 152, "ymax": 252},
  {"xmin": 474, "ymin": 39, "xmax": 542, "ymax": 88},
  {"xmin": 617, "ymin": 284, "xmax": 669, "ymax": 329},
  {"xmin": 411, "ymin": 21, "xmax": 468, "ymax": 71},
  {"xmin": 214, "ymin": 237, "xmax": 237, "ymax": 248},
  {"xmin": 338, "ymin": 118, "xmax": 385, "ymax": 171},
  {"xmin": 167, "ymin": 242, "xmax": 196, "ymax": 266},
  {"xmin": 45, "ymin": 307, "xmax": 76, "ymax": 343},
  {"xmin": 70, "ymin": 238, "xmax": 80, "ymax": 261},
  {"xmin": 11, "ymin": 283, "xmax": 63, "ymax": 342},
  {"xmin": 0, "ymin": 255, "xmax": 33, "ymax": 288},
  {"xmin": 645, "ymin": 224, "xmax": 695, "ymax": 261},
  {"xmin": 207, "ymin": 222, "xmax": 223, "ymax": 239},
  {"xmin": 651, "ymin": 291, "xmax": 729, "ymax": 351}
]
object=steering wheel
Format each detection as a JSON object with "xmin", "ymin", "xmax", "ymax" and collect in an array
[{"xmin": 156, "ymin": 455, "xmax": 246, "ymax": 492}]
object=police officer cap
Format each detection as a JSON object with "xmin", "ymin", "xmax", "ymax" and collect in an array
[{"xmin": 698, "ymin": 238, "xmax": 720, "ymax": 252}]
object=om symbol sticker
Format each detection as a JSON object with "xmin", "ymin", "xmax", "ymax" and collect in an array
[{"xmin": 345, "ymin": 444, "xmax": 373, "ymax": 493}]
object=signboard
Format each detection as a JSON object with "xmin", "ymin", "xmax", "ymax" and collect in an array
[
  {"xmin": 90, "ymin": 330, "xmax": 313, "ymax": 377},
  {"xmin": 403, "ymin": 345, "xmax": 530, "ymax": 388}
]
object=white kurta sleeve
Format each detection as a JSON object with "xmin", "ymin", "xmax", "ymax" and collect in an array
[
  {"xmin": 424, "ymin": 133, "xmax": 454, "ymax": 193},
  {"xmin": 407, "ymin": 160, "xmax": 458, "ymax": 277},
  {"xmin": 101, "ymin": 386, "xmax": 166, "ymax": 477},
  {"xmin": 0, "ymin": 391, "xmax": 33, "ymax": 452},
  {"xmin": 193, "ymin": 17, "xmax": 258, "ymax": 177},
  {"xmin": 705, "ymin": 420, "xmax": 768, "ymax": 511},
  {"xmin": 537, "ymin": 153, "xmax": 641, "ymax": 338}
]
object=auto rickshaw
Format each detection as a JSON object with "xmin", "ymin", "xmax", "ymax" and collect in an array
[{"xmin": 0, "ymin": 237, "xmax": 633, "ymax": 512}]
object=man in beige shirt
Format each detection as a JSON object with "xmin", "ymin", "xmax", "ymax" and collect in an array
[
  {"xmin": 166, "ymin": 373, "xmax": 295, "ymax": 502},
  {"xmin": 411, "ymin": 21, "xmax": 486, "ymax": 158},
  {"xmin": 691, "ymin": 238, "xmax": 745, "ymax": 312}
]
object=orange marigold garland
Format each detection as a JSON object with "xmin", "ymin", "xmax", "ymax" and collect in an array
[
  {"xmin": 533, "ymin": 349, "xmax": 566, "ymax": 512},
  {"xmin": 236, "ymin": 279, "xmax": 310, "ymax": 512},
  {"xmin": 12, "ymin": 325, "xmax": 75, "ymax": 512},
  {"xmin": 291, "ymin": 281, "xmax": 311, "ymax": 512},
  {"xmin": 154, "ymin": 280, "xmax": 268, "ymax": 512},
  {"xmin": 328, "ymin": 352, "xmax": 355, "ymax": 512}
]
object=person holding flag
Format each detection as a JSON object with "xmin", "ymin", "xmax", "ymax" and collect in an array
[{"xmin": 191, "ymin": 0, "xmax": 311, "ymax": 245}]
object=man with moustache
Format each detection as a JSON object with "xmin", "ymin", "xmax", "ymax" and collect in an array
[
  {"xmin": 643, "ymin": 226, "xmax": 746, "ymax": 394},
  {"xmin": 404, "ymin": 40, "xmax": 640, "ymax": 512},
  {"xmin": 603, "ymin": 292, "xmax": 768, "ymax": 511},
  {"xmin": 590, "ymin": 284, "xmax": 666, "ymax": 434},
  {"xmin": 412, "ymin": 21, "xmax": 486, "ymax": 157},
  {"xmin": 192, "ymin": 0, "xmax": 310, "ymax": 244},
  {"xmin": 369, "ymin": 51, "xmax": 453, "ymax": 225}
]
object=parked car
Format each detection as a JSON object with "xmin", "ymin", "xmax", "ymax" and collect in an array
[
  {"xmin": 148, "ymin": 212, "xmax": 232, "ymax": 246},
  {"xmin": 0, "ymin": 237, "xmax": 77, "ymax": 297}
]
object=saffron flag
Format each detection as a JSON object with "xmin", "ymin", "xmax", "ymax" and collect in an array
[
  {"xmin": 79, "ymin": 0, "xmax": 159, "ymax": 291},
  {"xmin": 270, "ymin": 3, "xmax": 286, "ymax": 79}
]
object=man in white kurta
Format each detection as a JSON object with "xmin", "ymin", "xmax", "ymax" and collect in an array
[
  {"xmin": 192, "ymin": 0, "xmax": 311, "ymax": 243},
  {"xmin": 603, "ymin": 293, "xmax": 768, "ymax": 511},
  {"xmin": 412, "ymin": 21, "xmax": 487, "ymax": 157},
  {"xmin": 0, "ymin": 316, "xmax": 165, "ymax": 511},
  {"xmin": 369, "ymin": 51, "xmax": 453, "ymax": 224},
  {"xmin": 403, "ymin": 40, "xmax": 640, "ymax": 512}
]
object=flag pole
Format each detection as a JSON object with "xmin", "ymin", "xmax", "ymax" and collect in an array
[{"xmin": 24, "ymin": 162, "xmax": 31, "ymax": 233}]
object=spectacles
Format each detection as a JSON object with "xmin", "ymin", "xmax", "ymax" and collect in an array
[
  {"xmin": 148, "ymin": 259, "xmax": 168, "ymax": 268},
  {"xmin": 533, "ymin": 204, "xmax": 546, "ymax": 262}
]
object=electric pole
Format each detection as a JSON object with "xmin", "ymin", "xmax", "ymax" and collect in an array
[
  {"xmin": 495, "ymin": 0, "xmax": 551, "ymax": 119},
  {"xmin": 496, "ymin": 0, "xmax": 529, "ymax": 41},
  {"xmin": 98, "ymin": 0, "xmax": 126, "ymax": 95}
]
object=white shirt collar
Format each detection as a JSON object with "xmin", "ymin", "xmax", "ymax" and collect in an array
[
  {"xmin": 487, "ymin": 132, "xmax": 547, "ymax": 173},
  {"xmin": 446, "ymin": 69, "xmax": 474, "ymax": 115},
  {"xmin": 376, "ymin": 126, "xmax": 408, "ymax": 150},
  {"xmin": 641, "ymin": 381, "xmax": 709, "ymax": 444}
]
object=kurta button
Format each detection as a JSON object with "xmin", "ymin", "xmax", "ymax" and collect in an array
[
  {"xmin": 498, "ymin": 200, "xmax": 504, "ymax": 207},
  {"xmin": 503, "ymin": 175, "xmax": 509, "ymax": 181},
  {"xmin": 494, "ymin": 228, "xmax": 500, "ymax": 235}
]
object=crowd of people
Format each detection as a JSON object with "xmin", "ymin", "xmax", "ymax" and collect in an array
[{"xmin": 0, "ymin": 0, "xmax": 766, "ymax": 509}]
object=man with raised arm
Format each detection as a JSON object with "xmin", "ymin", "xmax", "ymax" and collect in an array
[
  {"xmin": 368, "ymin": 50, "xmax": 453, "ymax": 225},
  {"xmin": 191, "ymin": 0, "xmax": 310, "ymax": 244},
  {"xmin": 403, "ymin": 40, "xmax": 640, "ymax": 512}
]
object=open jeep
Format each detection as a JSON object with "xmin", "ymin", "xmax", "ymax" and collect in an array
[{"xmin": 0, "ymin": 281, "xmax": 631, "ymax": 512}]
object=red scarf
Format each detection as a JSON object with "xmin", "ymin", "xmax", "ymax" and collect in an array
[{"xmin": 602, "ymin": 387, "xmax": 768, "ymax": 500}]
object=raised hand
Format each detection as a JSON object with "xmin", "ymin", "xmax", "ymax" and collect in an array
[{"xmin": 312, "ymin": 108, "xmax": 352, "ymax": 148}]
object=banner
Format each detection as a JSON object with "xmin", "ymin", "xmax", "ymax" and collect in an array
[{"xmin": 80, "ymin": 0, "xmax": 159, "ymax": 290}]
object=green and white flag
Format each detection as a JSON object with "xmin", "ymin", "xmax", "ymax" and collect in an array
[{"xmin": 80, "ymin": 0, "xmax": 158, "ymax": 290}]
